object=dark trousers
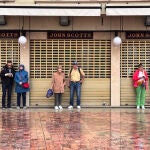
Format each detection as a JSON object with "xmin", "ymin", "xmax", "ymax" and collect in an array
[
  {"xmin": 2, "ymin": 84, "xmax": 12, "ymax": 108},
  {"xmin": 17, "ymin": 92, "xmax": 26, "ymax": 107},
  {"xmin": 54, "ymin": 93, "xmax": 62, "ymax": 106}
]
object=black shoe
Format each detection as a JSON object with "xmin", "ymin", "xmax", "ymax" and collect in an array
[{"xmin": 7, "ymin": 106, "xmax": 12, "ymax": 110}]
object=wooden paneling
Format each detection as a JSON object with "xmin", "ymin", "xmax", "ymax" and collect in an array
[
  {"xmin": 30, "ymin": 39, "xmax": 111, "ymax": 78},
  {"xmin": 121, "ymin": 79, "xmax": 150, "ymax": 106},
  {"xmin": 30, "ymin": 39, "xmax": 111, "ymax": 107},
  {"xmin": 0, "ymin": 39, "xmax": 20, "ymax": 68},
  {"xmin": 120, "ymin": 40, "xmax": 150, "ymax": 78},
  {"xmin": 30, "ymin": 78, "xmax": 110, "ymax": 107},
  {"xmin": 120, "ymin": 40, "xmax": 150, "ymax": 106},
  {"xmin": 0, "ymin": 39, "xmax": 20, "ymax": 107}
]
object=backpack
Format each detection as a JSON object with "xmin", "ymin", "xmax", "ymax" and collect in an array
[
  {"xmin": 67, "ymin": 68, "xmax": 82, "ymax": 88},
  {"xmin": 69, "ymin": 68, "xmax": 81, "ymax": 78}
]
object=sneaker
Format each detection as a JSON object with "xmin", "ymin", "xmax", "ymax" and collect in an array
[
  {"xmin": 77, "ymin": 105, "xmax": 81, "ymax": 109},
  {"xmin": 2, "ymin": 107, "xmax": 5, "ymax": 110},
  {"xmin": 59, "ymin": 105, "xmax": 63, "ymax": 110},
  {"xmin": 55, "ymin": 106, "xmax": 59, "ymax": 110},
  {"xmin": 17, "ymin": 106, "xmax": 20, "ymax": 110},
  {"xmin": 68, "ymin": 105, "xmax": 73, "ymax": 109},
  {"xmin": 23, "ymin": 106, "xmax": 27, "ymax": 109},
  {"xmin": 137, "ymin": 106, "xmax": 140, "ymax": 109},
  {"xmin": 142, "ymin": 106, "xmax": 145, "ymax": 110}
]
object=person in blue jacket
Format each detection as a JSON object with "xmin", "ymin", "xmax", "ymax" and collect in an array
[{"xmin": 14, "ymin": 64, "xmax": 29, "ymax": 109}]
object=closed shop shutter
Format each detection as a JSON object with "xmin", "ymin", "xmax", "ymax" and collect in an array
[
  {"xmin": 30, "ymin": 39, "xmax": 111, "ymax": 107},
  {"xmin": 0, "ymin": 39, "xmax": 20, "ymax": 107},
  {"xmin": 120, "ymin": 40, "xmax": 150, "ymax": 106}
]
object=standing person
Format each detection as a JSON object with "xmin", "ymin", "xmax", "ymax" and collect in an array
[
  {"xmin": 68, "ymin": 61, "xmax": 85, "ymax": 110},
  {"xmin": 132, "ymin": 63, "xmax": 148, "ymax": 110},
  {"xmin": 0, "ymin": 60, "xmax": 15, "ymax": 109},
  {"xmin": 51, "ymin": 65, "xmax": 65, "ymax": 110},
  {"xmin": 14, "ymin": 64, "xmax": 29, "ymax": 109}
]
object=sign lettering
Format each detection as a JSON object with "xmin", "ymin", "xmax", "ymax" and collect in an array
[
  {"xmin": 0, "ymin": 31, "xmax": 20, "ymax": 38},
  {"xmin": 126, "ymin": 31, "xmax": 150, "ymax": 39},
  {"xmin": 48, "ymin": 31, "xmax": 93, "ymax": 39}
]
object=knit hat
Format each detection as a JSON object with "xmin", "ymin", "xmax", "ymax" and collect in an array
[{"xmin": 72, "ymin": 61, "xmax": 78, "ymax": 65}]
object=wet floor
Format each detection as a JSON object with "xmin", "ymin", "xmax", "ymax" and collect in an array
[{"xmin": 0, "ymin": 108, "xmax": 150, "ymax": 150}]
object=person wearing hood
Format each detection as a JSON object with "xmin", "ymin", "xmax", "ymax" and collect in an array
[
  {"xmin": 51, "ymin": 65, "xmax": 66, "ymax": 110},
  {"xmin": 0, "ymin": 60, "xmax": 15, "ymax": 109},
  {"xmin": 14, "ymin": 64, "xmax": 29, "ymax": 109}
]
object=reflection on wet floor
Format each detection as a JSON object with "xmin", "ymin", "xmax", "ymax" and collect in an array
[{"xmin": 0, "ymin": 108, "xmax": 150, "ymax": 150}]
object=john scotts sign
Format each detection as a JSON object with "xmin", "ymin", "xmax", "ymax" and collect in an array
[
  {"xmin": 47, "ymin": 31, "xmax": 93, "ymax": 39},
  {"xmin": 126, "ymin": 31, "xmax": 150, "ymax": 39},
  {"xmin": 0, "ymin": 31, "xmax": 20, "ymax": 38}
]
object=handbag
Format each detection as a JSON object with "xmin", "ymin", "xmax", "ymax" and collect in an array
[
  {"xmin": 19, "ymin": 72, "xmax": 29, "ymax": 88},
  {"xmin": 22, "ymin": 82, "xmax": 30, "ymax": 88},
  {"xmin": 46, "ymin": 89, "xmax": 53, "ymax": 98}
]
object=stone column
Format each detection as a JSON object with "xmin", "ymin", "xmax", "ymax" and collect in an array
[
  {"xmin": 19, "ymin": 32, "xmax": 30, "ymax": 106},
  {"xmin": 111, "ymin": 37, "xmax": 121, "ymax": 106}
]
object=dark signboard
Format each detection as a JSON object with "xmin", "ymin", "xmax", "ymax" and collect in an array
[
  {"xmin": 0, "ymin": 31, "xmax": 20, "ymax": 38},
  {"xmin": 126, "ymin": 31, "xmax": 150, "ymax": 39},
  {"xmin": 47, "ymin": 31, "xmax": 93, "ymax": 39}
]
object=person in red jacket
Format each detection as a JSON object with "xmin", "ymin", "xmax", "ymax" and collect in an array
[{"xmin": 132, "ymin": 63, "xmax": 148, "ymax": 110}]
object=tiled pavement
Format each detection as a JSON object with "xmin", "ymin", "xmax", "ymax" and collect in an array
[{"xmin": 0, "ymin": 108, "xmax": 150, "ymax": 150}]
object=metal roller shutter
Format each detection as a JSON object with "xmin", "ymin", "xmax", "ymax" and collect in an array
[{"xmin": 30, "ymin": 39, "xmax": 111, "ymax": 107}]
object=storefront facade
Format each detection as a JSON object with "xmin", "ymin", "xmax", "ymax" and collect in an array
[{"xmin": 0, "ymin": 0, "xmax": 150, "ymax": 107}]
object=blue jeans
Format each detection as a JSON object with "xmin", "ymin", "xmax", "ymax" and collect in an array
[{"xmin": 69, "ymin": 81, "xmax": 81, "ymax": 106}]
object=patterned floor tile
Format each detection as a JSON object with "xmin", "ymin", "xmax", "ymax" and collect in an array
[{"xmin": 0, "ymin": 108, "xmax": 149, "ymax": 149}]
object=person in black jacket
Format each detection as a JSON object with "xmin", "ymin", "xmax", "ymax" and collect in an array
[{"xmin": 1, "ymin": 60, "xmax": 15, "ymax": 109}]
